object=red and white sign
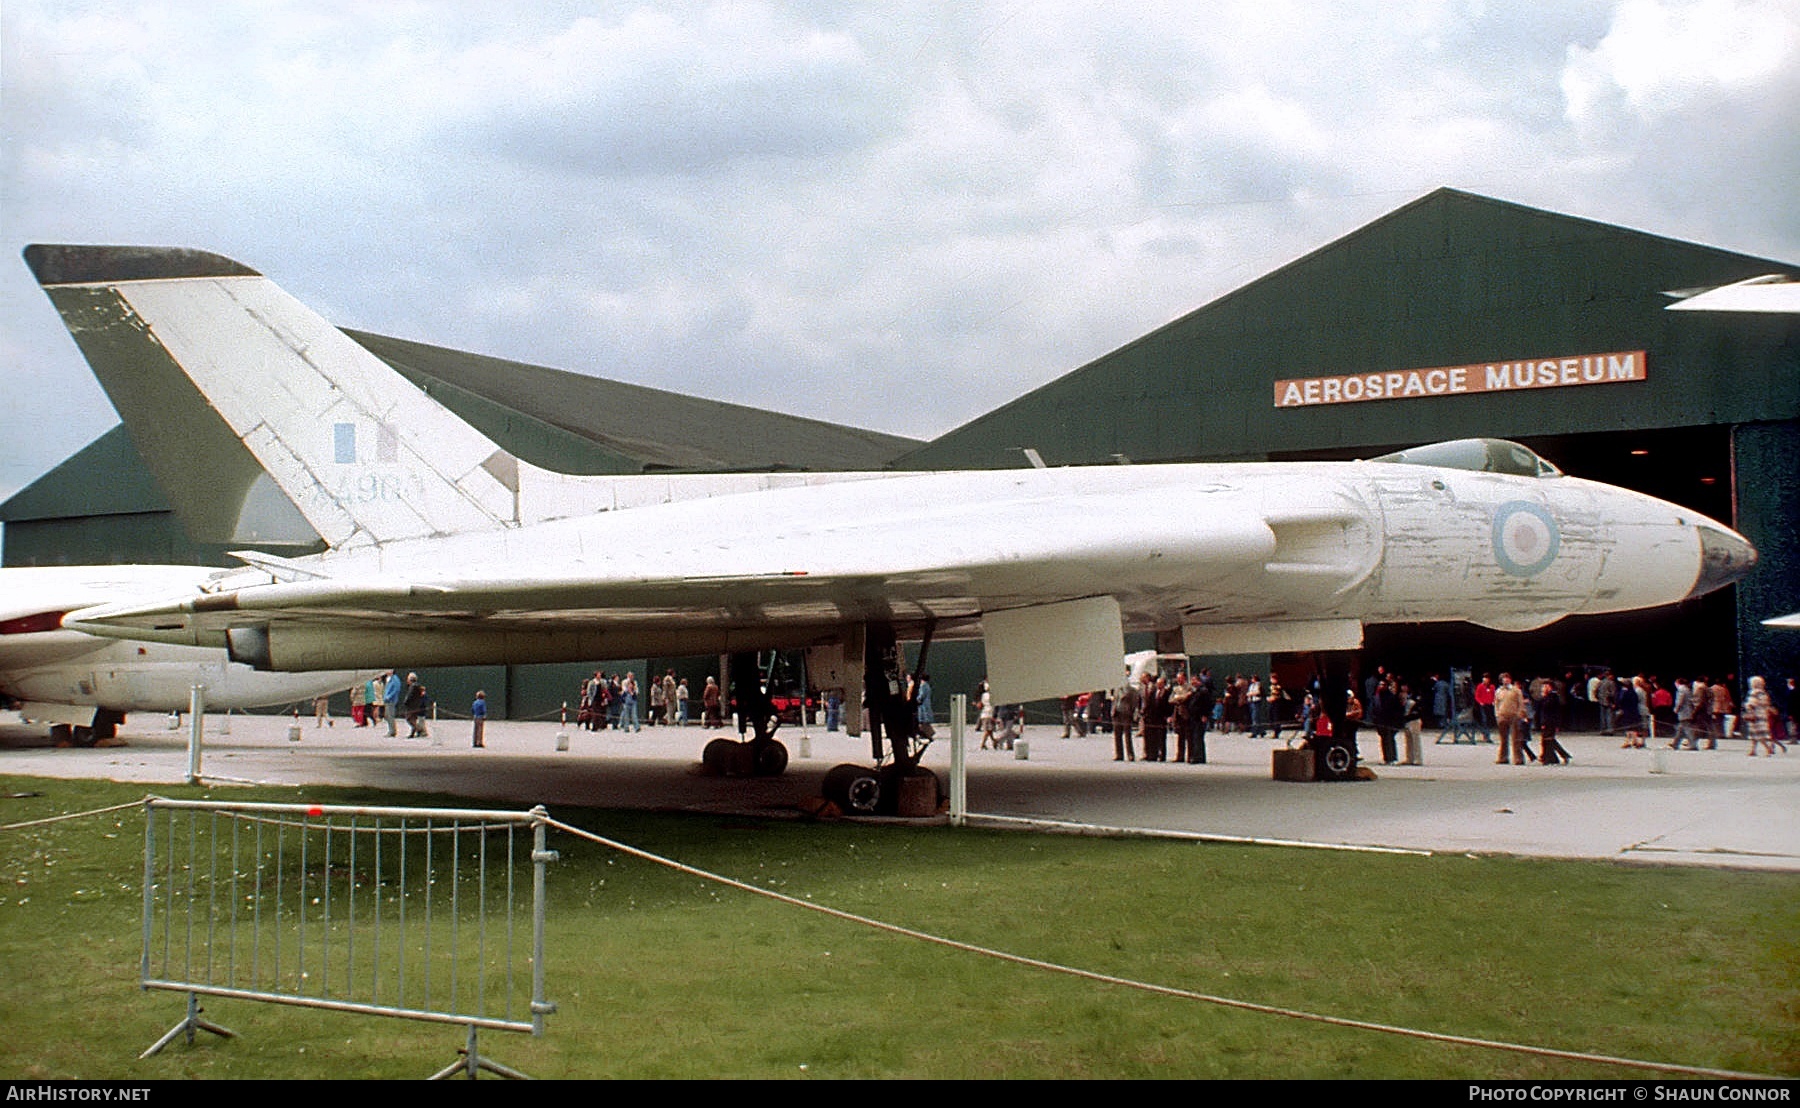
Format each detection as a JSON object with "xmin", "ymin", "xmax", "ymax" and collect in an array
[{"xmin": 1273, "ymin": 350, "xmax": 1646, "ymax": 408}]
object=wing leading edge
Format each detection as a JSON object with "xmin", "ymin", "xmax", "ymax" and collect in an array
[{"xmin": 65, "ymin": 493, "xmax": 1285, "ymax": 674}]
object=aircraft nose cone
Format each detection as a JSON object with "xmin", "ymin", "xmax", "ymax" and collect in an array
[{"xmin": 1690, "ymin": 523, "xmax": 1758, "ymax": 598}]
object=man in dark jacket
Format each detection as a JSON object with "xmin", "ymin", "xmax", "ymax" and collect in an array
[
  {"xmin": 1373, "ymin": 678, "xmax": 1405, "ymax": 765},
  {"xmin": 1141, "ymin": 676, "xmax": 1172, "ymax": 762},
  {"xmin": 1188, "ymin": 673, "xmax": 1216, "ymax": 764}
]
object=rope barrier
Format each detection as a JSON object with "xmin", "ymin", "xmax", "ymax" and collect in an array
[
  {"xmin": 966, "ymin": 812, "xmax": 1431, "ymax": 855},
  {"xmin": 543, "ymin": 814, "xmax": 1781, "ymax": 1080},
  {"xmin": 2, "ymin": 800, "xmax": 1781, "ymax": 1076},
  {"xmin": 1, "ymin": 799, "xmax": 142, "ymax": 832}
]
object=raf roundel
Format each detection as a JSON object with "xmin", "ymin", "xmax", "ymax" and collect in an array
[{"xmin": 1491, "ymin": 501, "xmax": 1561, "ymax": 578}]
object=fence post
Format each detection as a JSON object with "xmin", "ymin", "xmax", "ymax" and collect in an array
[
  {"xmin": 949, "ymin": 694, "xmax": 967, "ymax": 826},
  {"xmin": 530, "ymin": 807, "xmax": 558, "ymax": 1036},
  {"xmin": 186, "ymin": 685, "xmax": 205, "ymax": 785}
]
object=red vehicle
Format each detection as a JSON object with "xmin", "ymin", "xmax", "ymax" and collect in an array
[
  {"xmin": 769, "ymin": 693, "xmax": 814, "ymax": 725},
  {"xmin": 724, "ymin": 690, "xmax": 814, "ymax": 726}
]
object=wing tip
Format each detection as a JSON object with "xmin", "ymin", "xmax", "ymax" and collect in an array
[{"xmin": 24, "ymin": 243, "xmax": 261, "ymax": 287}]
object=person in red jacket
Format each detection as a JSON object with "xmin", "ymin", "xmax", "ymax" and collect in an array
[{"xmin": 1473, "ymin": 674, "xmax": 1497, "ymax": 744}]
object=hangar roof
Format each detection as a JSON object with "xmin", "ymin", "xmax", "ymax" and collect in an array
[
  {"xmin": 0, "ymin": 425, "xmax": 170, "ymax": 523},
  {"xmin": 3, "ymin": 329, "xmax": 920, "ymax": 528},
  {"xmin": 348, "ymin": 330, "xmax": 918, "ymax": 474},
  {"xmin": 901, "ymin": 188, "xmax": 1798, "ymax": 469}
]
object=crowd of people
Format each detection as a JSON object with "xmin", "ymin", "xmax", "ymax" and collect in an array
[
  {"xmin": 332, "ymin": 670, "xmax": 436, "ymax": 739},
  {"xmin": 1437, "ymin": 669, "xmax": 1795, "ymax": 760},
  {"xmin": 327, "ymin": 670, "xmax": 488, "ymax": 748},
  {"xmin": 971, "ymin": 671, "xmax": 1244, "ymax": 763},
  {"xmin": 575, "ymin": 669, "xmax": 699, "ymax": 731},
  {"xmin": 325, "ymin": 660, "xmax": 1795, "ymax": 765},
  {"xmin": 964, "ymin": 664, "xmax": 1797, "ymax": 768}
]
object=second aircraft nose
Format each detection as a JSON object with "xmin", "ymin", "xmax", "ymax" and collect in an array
[{"xmin": 1689, "ymin": 523, "xmax": 1758, "ymax": 599}]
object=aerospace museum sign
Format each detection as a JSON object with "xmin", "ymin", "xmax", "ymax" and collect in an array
[{"xmin": 1273, "ymin": 350, "xmax": 1646, "ymax": 408}]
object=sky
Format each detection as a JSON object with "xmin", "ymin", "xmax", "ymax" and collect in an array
[{"xmin": 3, "ymin": 0, "xmax": 1797, "ymax": 503}]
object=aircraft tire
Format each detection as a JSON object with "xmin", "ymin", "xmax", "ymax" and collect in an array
[
  {"xmin": 822, "ymin": 764, "xmax": 880, "ymax": 814},
  {"xmin": 49, "ymin": 724, "xmax": 74, "ymax": 747},
  {"xmin": 702, "ymin": 738, "xmax": 742, "ymax": 776},
  {"xmin": 1316, "ymin": 739, "xmax": 1358, "ymax": 781},
  {"xmin": 752, "ymin": 740, "xmax": 788, "ymax": 777}
]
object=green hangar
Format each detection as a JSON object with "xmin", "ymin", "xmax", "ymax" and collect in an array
[
  {"xmin": 899, "ymin": 188, "xmax": 1798, "ymax": 693},
  {"xmin": 5, "ymin": 188, "xmax": 1796, "ymax": 714}
]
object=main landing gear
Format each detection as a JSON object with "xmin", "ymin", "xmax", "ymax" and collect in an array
[
  {"xmin": 700, "ymin": 652, "xmax": 790, "ymax": 778},
  {"xmin": 697, "ymin": 627, "xmax": 944, "ymax": 818},
  {"xmin": 819, "ymin": 622, "xmax": 942, "ymax": 817}
]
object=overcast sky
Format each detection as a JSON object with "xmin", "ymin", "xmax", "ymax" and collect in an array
[{"xmin": 3, "ymin": 0, "xmax": 1797, "ymax": 502}]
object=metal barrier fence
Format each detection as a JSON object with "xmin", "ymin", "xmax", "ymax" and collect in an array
[{"xmin": 140, "ymin": 797, "xmax": 556, "ymax": 1078}]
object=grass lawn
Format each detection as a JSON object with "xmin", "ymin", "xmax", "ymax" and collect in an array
[{"xmin": 2, "ymin": 776, "xmax": 1795, "ymax": 1079}]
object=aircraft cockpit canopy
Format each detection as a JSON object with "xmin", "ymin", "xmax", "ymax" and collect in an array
[{"xmin": 1372, "ymin": 438, "xmax": 1563, "ymax": 478}]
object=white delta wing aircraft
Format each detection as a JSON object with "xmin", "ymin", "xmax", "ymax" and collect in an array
[
  {"xmin": 25, "ymin": 244, "xmax": 1757, "ymax": 803},
  {"xmin": 0, "ymin": 564, "xmax": 362, "ymax": 743},
  {"xmin": 1664, "ymin": 274, "xmax": 1800, "ymax": 314}
]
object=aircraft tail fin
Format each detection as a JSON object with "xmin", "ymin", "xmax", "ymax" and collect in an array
[{"xmin": 26, "ymin": 244, "xmax": 526, "ymax": 550}]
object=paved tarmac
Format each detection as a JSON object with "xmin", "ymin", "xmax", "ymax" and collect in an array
[{"xmin": 3, "ymin": 711, "xmax": 1796, "ymax": 870}]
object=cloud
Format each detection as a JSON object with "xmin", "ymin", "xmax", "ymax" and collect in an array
[
  {"xmin": 467, "ymin": 9, "xmax": 889, "ymax": 177},
  {"xmin": 1553, "ymin": 0, "xmax": 1800, "ymax": 259},
  {"xmin": 1563, "ymin": 0, "xmax": 1797, "ymax": 125},
  {"xmin": 3, "ymin": 0, "xmax": 1799, "ymax": 501}
]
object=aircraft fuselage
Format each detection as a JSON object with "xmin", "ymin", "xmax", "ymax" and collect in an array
[
  {"xmin": 1, "ymin": 565, "xmax": 363, "ymax": 728},
  {"xmin": 82, "ymin": 452, "xmax": 1748, "ymax": 674}
]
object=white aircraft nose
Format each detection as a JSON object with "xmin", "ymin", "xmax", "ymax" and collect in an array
[{"xmin": 1690, "ymin": 523, "xmax": 1757, "ymax": 599}]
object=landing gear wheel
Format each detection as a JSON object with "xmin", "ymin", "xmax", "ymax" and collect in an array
[
  {"xmin": 1323, "ymin": 744, "xmax": 1353, "ymax": 776},
  {"xmin": 703, "ymin": 737, "xmax": 741, "ymax": 776},
  {"xmin": 50, "ymin": 724, "xmax": 74, "ymax": 747},
  {"xmin": 751, "ymin": 740, "xmax": 788, "ymax": 777},
  {"xmin": 822, "ymin": 763, "xmax": 881, "ymax": 814},
  {"xmin": 704, "ymin": 738, "xmax": 788, "ymax": 777}
]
